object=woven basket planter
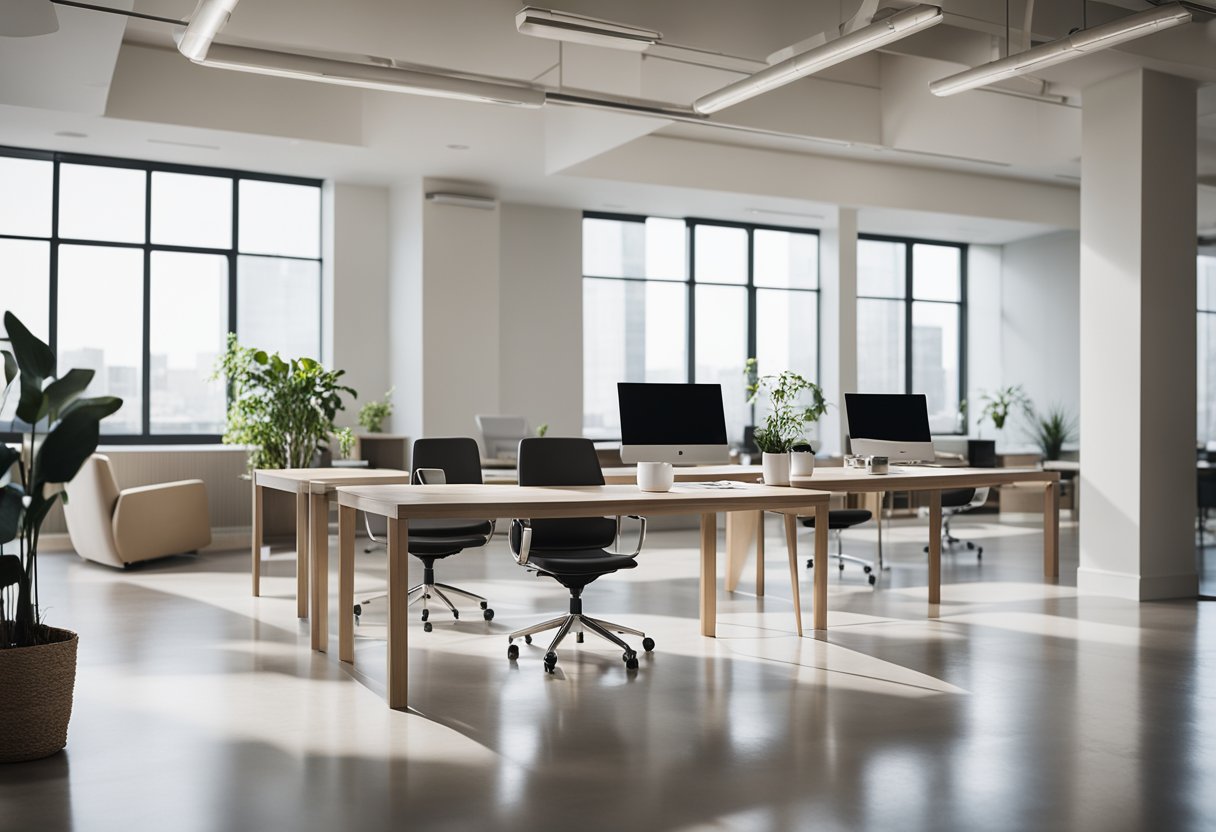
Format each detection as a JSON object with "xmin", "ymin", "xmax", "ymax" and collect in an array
[{"xmin": 0, "ymin": 626, "xmax": 78, "ymax": 763}]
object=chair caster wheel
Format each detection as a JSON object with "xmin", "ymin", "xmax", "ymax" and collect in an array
[
  {"xmin": 423, "ymin": 622, "xmax": 433, "ymax": 633},
  {"xmin": 576, "ymin": 632, "xmax": 584, "ymax": 643},
  {"xmin": 479, "ymin": 600, "xmax": 488, "ymax": 610},
  {"xmin": 806, "ymin": 559, "xmax": 813, "ymax": 569},
  {"xmin": 923, "ymin": 545, "xmax": 930, "ymax": 553},
  {"xmin": 863, "ymin": 566, "xmax": 872, "ymax": 574},
  {"xmin": 353, "ymin": 604, "xmax": 362, "ymax": 618},
  {"xmin": 977, "ymin": 548, "xmax": 983, "ymax": 559},
  {"xmin": 642, "ymin": 637, "xmax": 655, "ymax": 652},
  {"xmin": 868, "ymin": 574, "xmax": 877, "ymax": 586},
  {"xmin": 624, "ymin": 652, "xmax": 639, "ymax": 670},
  {"xmin": 543, "ymin": 652, "xmax": 558, "ymax": 673},
  {"xmin": 524, "ymin": 635, "xmax": 532, "ymax": 644},
  {"xmin": 451, "ymin": 610, "xmax": 459, "ymax": 620},
  {"xmin": 838, "ymin": 563, "xmax": 845, "ymax": 572},
  {"xmin": 483, "ymin": 608, "xmax": 494, "ymax": 621},
  {"xmin": 420, "ymin": 609, "xmax": 429, "ymax": 622},
  {"xmin": 966, "ymin": 541, "xmax": 975, "ymax": 550},
  {"xmin": 507, "ymin": 643, "xmax": 519, "ymax": 661}
]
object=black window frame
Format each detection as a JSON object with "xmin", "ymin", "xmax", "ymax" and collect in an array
[
  {"xmin": 857, "ymin": 232, "xmax": 969, "ymax": 435},
  {"xmin": 0, "ymin": 144, "xmax": 323, "ymax": 445},
  {"xmin": 582, "ymin": 211, "xmax": 821, "ymax": 432}
]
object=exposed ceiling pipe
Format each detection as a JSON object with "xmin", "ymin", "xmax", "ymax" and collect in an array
[{"xmin": 175, "ymin": 0, "xmax": 240, "ymax": 62}]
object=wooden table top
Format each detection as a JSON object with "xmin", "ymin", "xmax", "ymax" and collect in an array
[
  {"xmin": 791, "ymin": 465, "xmax": 1057, "ymax": 492},
  {"xmin": 336, "ymin": 481, "xmax": 830, "ymax": 520},
  {"xmin": 254, "ymin": 467, "xmax": 412, "ymax": 494}
]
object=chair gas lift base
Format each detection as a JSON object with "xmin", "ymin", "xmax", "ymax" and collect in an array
[
  {"xmin": 922, "ymin": 488, "xmax": 989, "ymax": 560},
  {"xmin": 802, "ymin": 509, "xmax": 878, "ymax": 586}
]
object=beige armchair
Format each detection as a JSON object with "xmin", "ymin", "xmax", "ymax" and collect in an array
[{"xmin": 63, "ymin": 455, "xmax": 211, "ymax": 568}]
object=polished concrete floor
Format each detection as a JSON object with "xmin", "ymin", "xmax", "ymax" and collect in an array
[{"xmin": 4, "ymin": 513, "xmax": 1215, "ymax": 832}]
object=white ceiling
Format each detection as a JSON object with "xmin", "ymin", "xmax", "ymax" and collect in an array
[{"xmin": 0, "ymin": 0, "xmax": 1214, "ymax": 243}]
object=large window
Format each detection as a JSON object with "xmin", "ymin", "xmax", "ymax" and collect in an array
[
  {"xmin": 856, "ymin": 235, "xmax": 966, "ymax": 434},
  {"xmin": 0, "ymin": 147, "xmax": 321, "ymax": 442},
  {"xmin": 1200, "ymin": 253, "xmax": 1216, "ymax": 444},
  {"xmin": 583, "ymin": 213, "xmax": 819, "ymax": 441}
]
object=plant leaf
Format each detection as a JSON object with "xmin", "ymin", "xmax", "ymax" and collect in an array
[
  {"xmin": 41, "ymin": 368, "xmax": 95, "ymax": 421},
  {"xmin": 0, "ymin": 485, "xmax": 23, "ymax": 544},
  {"xmin": 5, "ymin": 312, "xmax": 55, "ymax": 424},
  {"xmin": 36, "ymin": 397, "xmax": 123, "ymax": 485},
  {"xmin": 2, "ymin": 349, "xmax": 16, "ymax": 387},
  {"xmin": 0, "ymin": 553, "xmax": 23, "ymax": 589}
]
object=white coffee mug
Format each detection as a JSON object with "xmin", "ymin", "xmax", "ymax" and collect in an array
[{"xmin": 637, "ymin": 461, "xmax": 675, "ymax": 493}]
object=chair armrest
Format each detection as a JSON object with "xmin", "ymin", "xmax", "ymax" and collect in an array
[
  {"xmin": 414, "ymin": 468, "xmax": 446, "ymax": 484},
  {"xmin": 510, "ymin": 519, "xmax": 533, "ymax": 565},
  {"xmin": 614, "ymin": 515, "xmax": 647, "ymax": 557},
  {"xmin": 112, "ymin": 480, "xmax": 211, "ymax": 563}
]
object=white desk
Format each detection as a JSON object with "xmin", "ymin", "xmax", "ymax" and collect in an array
[{"xmin": 334, "ymin": 482, "xmax": 832, "ymax": 709}]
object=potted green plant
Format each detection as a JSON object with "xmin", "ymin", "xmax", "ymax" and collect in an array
[
  {"xmin": 744, "ymin": 358, "xmax": 828, "ymax": 486},
  {"xmin": 978, "ymin": 385, "xmax": 1032, "ymax": 443},
  {"xmin": 358, "ymin": 388, "xmax": 393, "ymax": 434},
  {"xmin": 1027, "ymin": 405, "xmax": 1077, "ymax": 461},
  {"xmin": 0, "ymin": 311, "xmax": 123, "ymax": 762},
  {"xmin": 214, "ymin": 334, "xmax": 356, "ymax": 469}
]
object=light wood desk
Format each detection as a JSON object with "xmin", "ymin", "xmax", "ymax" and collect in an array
[
  {"xmin": 787, "ymin": 466, "xmax": 1061, "ymax": 613},
  {"xmin": 250, "ymin": 468, "xmax": 412, "ymax": 648},
  {"xmin": 334, "ymin": 482, "xmax": 831, "ymax": 709}
]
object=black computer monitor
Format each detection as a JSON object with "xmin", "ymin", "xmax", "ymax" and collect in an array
[
  {"xmin": 617, "ymin": 383, "xmax": 730, "ymax": 464},
  {"xmin": 844, "ymin": 393, "xmax": 936, "ymax": 462}
]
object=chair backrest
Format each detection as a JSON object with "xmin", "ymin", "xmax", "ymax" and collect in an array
[
  {"xmin": 61, "ymin": 454, "xmax": 124, "ymax": 567},
  {"xmin": 412, "ymin": 437, "xmax": 483, "ymax": 484},
  {"xmin": 517, "ymin": 437, "xmax": 604, "ymax": 486},
  {"xmin": 515, "ymin": 438, "xmax": 613, "ymax": 551}
]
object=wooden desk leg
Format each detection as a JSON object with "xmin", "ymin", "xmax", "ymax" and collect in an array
[
  {"xmin": 755, "ymin": 514, "xmax": 765, "ymax": 597},
  {"xmin": 251, "ymin": 483, "xmax": 263, "ymax": 597},
  {"xmin": 309, "ymin": 492, "xmax": 329, "ymax": 653},
  {"xmin": 783, "ymin": 514, "xmax": 803, "ymax": 636},
  {"xmin": 338, "ymin": 505, "xmax": 356, "ymax": 664},
  {"xmin": 296, "ymin": 490, "xmax": 309, "ymax": 620},
  {"xmin": 387, "ymin": 517, "xmax": 410, "ymax": 709},
  {"xmin": 725, "ymin": 511, "xmax": 758, "ymax": 593},
  {"xmin": 1044, "ymin": 481, "xmax": 1060, "ymax": 578},
  {"xmin": 700, "ymin": 513, "xmax": 717, "ymax": 638},
  {"xmin": 928, "ymin": 490, "xmax": 942, "ymax": 607},
  {"xmin": 813, "ymin": 502, "xmax": 828, "ymax": 630}
]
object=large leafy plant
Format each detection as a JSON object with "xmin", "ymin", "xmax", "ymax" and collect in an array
[
  {"xmin": 215, "ymin": 334, "xmax": 356, "ymax": 470},
  {"xmin": 744, "ymin": 358, "xmax": 829, "ymax": 454},
  {"xmin": 1, "ymin": 312, "xmax": 122, "ymax": 649}
]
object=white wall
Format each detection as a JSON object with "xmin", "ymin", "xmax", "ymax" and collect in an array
[
  {"xmin": 966, "ymin": 244, "xmax": 1003, "ymax": 438},
  {"xmin": 498, "ymin": 204, "xmax": 584, "ymax": 436},
  {"xmin": 388, "ymin": 180, "xmax": 424, "ymax": 439},
  {"xmin": 323, "ymin": 182, "xmax": 391, "ymax": 427},
  {"xmin": 999, "ymin": 230, "xmax": 1081, "ymax": 447}
]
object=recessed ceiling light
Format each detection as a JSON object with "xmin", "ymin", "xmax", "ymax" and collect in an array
[
  {"xmin": 446, "ymin": 144, "xmax": 470, "ymax": 150},
  {"xmin": 53, "ymin": 131, "xmax": 87, "ymax": 138},
  {"xmin": 147, "ymin": 138, "xmax": 221, "ymax": 150},
  {"xmin": 748, "ymin": 207, "xmax": 825, "ymax": 220}
]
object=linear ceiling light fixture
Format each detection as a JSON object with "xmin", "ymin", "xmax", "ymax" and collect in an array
[
  {"xmin": 929, "ymin": 3, "xmax": 1193, "ymax": 97},
  {"xmin": 514, "ymin": 6, "xmax": 661, "ymax": 52},
  {"xmin": 189, "ymin": 44, "xmax": 546, "ymax": 108},
  {"xmin": 693, "ymin": 4, "xmax": 943, "ymax": 115}
]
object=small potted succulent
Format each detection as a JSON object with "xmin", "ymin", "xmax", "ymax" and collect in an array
[{"xmin": 744, "ymin": 358, "xmax": 828, "ymax": 486}]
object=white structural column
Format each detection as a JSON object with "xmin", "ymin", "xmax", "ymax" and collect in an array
[
  {"xmin": 1077, "ymin": 69, "xmax": 1198, "ymax": 600},
  {"xmin": 819, "ymin": 207, "xmax": 858, "ymax": 456}
]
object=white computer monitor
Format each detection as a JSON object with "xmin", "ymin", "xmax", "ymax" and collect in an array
[
  {"xmin": 617, "ymin": 383, "xmax": 731, "ymax": 465},
  {"xmin": 844, "ymin": 393, "xmax": 937, "ymax": 462},
  {"xmin": 475, "ymin": 414, "xmax": 528, "ymax": 460}
]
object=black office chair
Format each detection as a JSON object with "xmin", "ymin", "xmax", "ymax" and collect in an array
[
  {"xmin": 802, "ymin": 509, "xmax": 877, "ymax": 585},
  {"xmin": 354, "ymin": 437, "xmax": 495, "ymax": 631},
  {"xmin": 506, "ymin": 437, "xmax": 653, "ymax": 673},
  {"xmin": 922, "ymin": 488, "xmax": 989, "ymax": 559}
]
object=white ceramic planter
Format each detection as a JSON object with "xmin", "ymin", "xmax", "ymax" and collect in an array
[
  {"xmin": 762, "ymin": 452, "xmax": 791, "ymax": 486},
  {"xmin": 790, "ymin": 451, "xmax": 815, "ymax": 477}
]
